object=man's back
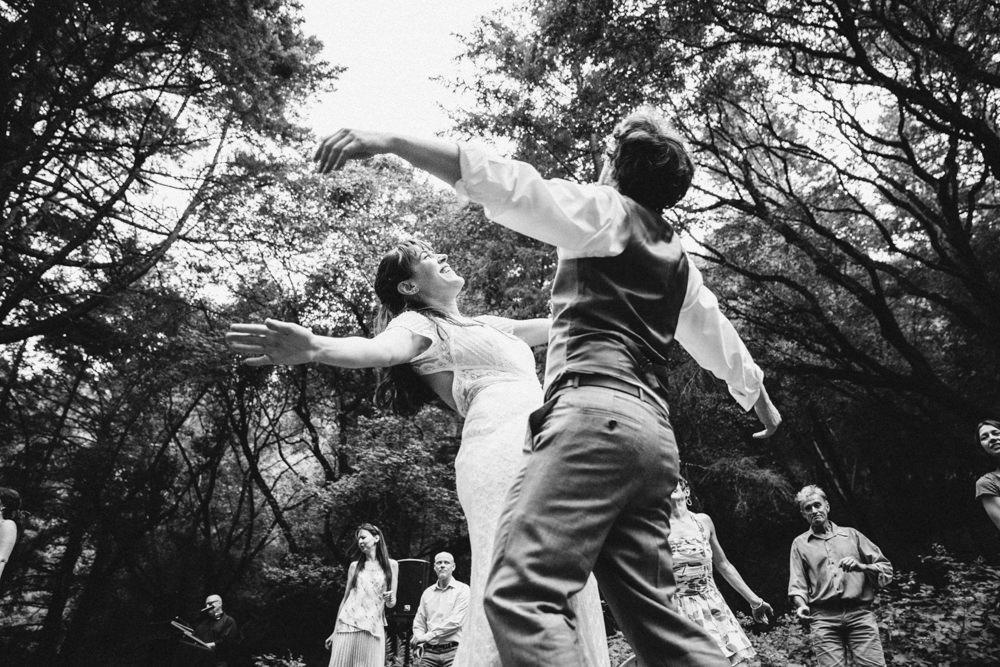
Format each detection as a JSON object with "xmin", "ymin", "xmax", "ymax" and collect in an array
[{"xmin": 546, "ymin": 197, "xmax": 688, "ymax": 394}]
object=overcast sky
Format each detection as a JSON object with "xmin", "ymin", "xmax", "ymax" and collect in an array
[{"xmin": 299, "ymin": 1, "xmax": 512, "ymax": 139}]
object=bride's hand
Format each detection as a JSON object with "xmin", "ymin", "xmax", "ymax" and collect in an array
[{"xmin": 226, "ymin": 319, "xmax": 318, "ymax": 366}]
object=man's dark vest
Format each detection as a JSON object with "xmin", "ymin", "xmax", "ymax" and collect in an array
[{"xmin": 544, "ymin": 196, "xmax": 689, "ymax": 399}]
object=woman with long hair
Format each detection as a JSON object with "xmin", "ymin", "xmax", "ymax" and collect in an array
[
  {"xmin": 227, "ymin": 239, "xmax": 609, "ymax": 667},
  {"xmin": 325, "ymin": 523, "xmax": 398, "ymax": 666},
  {"xmin": 975, "ymin": 419, "xmax": 1000, "ymax": 533},
  {"xmin": 0, "ymin": 487, "xmax": 21, "ymax": 588},
  {"xmin": 666, "ymin": 476, "xmax": 772, "ymax": 665}
]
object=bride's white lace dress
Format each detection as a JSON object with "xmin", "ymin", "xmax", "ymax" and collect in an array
[{"xmin": 387, "ymin": 311, "xmax": 610, "ymax": 667}]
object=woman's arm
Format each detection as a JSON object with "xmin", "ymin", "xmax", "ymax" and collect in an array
[
  {"xmin": 507, "ymin": 318, "xmax": 551, "ymax": 347},
  {"xmin": 337, "ymin": 561, "xmax": 357, "ymax": 615},
  {"xmin": 227, "ymin": 319, "xmax": 429, "ymax": 368},
  {"xmin": 0, "ymin": 521, "xmax": 16, "ymax": 582},
  {"xmin": 700, "ymin": 513, "xmax": 772, "ymax": 622},
  {"xmin": 326, "ymin": 560, "xmax": 358, "ymax": 649},
  {"xmin": 481, "ymin": 316, "xmax": 550, "ymax": 348},
  {"xmin": 982, "ymin": 496, "xmax": 1000, "ymax": 532},
  {"xmin": 386, "ymin": 560, "xmax": 399, "ymax": 609}
]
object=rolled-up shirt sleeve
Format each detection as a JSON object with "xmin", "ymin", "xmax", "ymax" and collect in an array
[
  {"xmin": 674, "ymin": 259, "xmax": 764, "ymax": 410},
  {"xmin": 412, "ymin": 592, "xmax": 428, "ymax": 636},
  {"xmin": 856, "ymin": 530, "xmax": 893, "ymax": 589},
  {"xmin": 454, "ymin": 143, "xmax": 630, "ymax": 256},
  {"xmin": 788, "ymin": 541, "xmax": 810, "ymax": 602}
]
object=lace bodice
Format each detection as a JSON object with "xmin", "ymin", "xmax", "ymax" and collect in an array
[{"xmin": 385, "ymin": 311, "xmax": 539, "ymax": 416}]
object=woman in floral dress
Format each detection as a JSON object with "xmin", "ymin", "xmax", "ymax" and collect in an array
[{"xmin": 667, "ymin": 477, "xmax": 773, "ymax": 666}]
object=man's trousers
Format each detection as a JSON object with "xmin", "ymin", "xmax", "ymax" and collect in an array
[{"xmin": 484, "ymin": 385, "xmax": 729, "ymax": 666}]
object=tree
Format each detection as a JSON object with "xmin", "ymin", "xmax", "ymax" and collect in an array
[
  {"xmin": 447, "ymin": 0, "xmax": 1000, "ymax": 590},
  {"xmin": 0, "ymin": 0, "xmax": 333, "ymax": 344}
]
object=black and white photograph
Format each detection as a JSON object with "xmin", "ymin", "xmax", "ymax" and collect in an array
[{"xmin": 1, "ymin": 1, "xmax": 998, "ymax": 665}]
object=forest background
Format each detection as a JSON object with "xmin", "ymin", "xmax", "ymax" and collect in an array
[{"xmin": 1, "ymin": 1, "xmax": 999, "ymax": 665}]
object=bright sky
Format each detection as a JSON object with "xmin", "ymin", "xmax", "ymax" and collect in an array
[{"xmin": 299, "ymin": 0, "xmax": 513, "ymax": 139}]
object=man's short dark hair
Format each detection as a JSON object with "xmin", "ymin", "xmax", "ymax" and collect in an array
[{"xmin": 609, "ymin": 109, "xmax": 694, "ymax": 212}]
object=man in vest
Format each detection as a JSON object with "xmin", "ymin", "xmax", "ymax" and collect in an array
[{"xmin": 314, "ymin": 110, "xmax": 781, "ymax": 665}]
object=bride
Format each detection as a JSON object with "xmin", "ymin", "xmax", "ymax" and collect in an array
[{"xmin": 227, "ymin": 239, "xmax": 609, "ymax": 666}]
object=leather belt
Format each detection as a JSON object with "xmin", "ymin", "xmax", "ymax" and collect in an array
[
  {"xmin": 424, "ymin": 641, "xmax": 459, "ymax": 653},
  {"xmin": 556, "ymin": 373, "xmax": 648, "ymax": 401}
]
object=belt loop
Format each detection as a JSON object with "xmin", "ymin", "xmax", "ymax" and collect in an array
[{"xmin": 568, "ymin": 374, "xmax": 580, "ymax": 388}]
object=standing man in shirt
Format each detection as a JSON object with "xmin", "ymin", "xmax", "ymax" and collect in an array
[
  {"xmin": 313, "ymin": 110, "xmax": 781, "ymax": 666},
  {"xmin": 194, "ymin": 594, "xmax": 242, "ymax": 667},
  {"xmin": 789, "ymin": 485, "xmax": 892, "ymax": 667},
  {"xmin": 411, "ymin": 552, "xmax": 470, "ymax": 667}
]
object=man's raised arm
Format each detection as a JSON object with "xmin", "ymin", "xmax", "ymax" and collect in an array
[
  {"xmin": 313, "ymin": 130, "xmax": 629, "ymax": 254},
  {"xmin": 314, "ymin": 130, "xmax": 461, "ymax": 185},
  {"xmin": 674, "ymin": 258, "xmax": 781, "ymax": 438}
]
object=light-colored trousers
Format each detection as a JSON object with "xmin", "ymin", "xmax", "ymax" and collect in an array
[
  {"xmin": 811, "ymin": 607, "xmax": 887, "ymax": 666},
  {"xmin": 484, "ymin": 385, "xmax": 729, "ymax": 666}
]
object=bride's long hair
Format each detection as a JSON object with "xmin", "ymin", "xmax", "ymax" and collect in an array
[{"xmin": 373, "ymin": 239, "xmax": 465, "ymax": 415}]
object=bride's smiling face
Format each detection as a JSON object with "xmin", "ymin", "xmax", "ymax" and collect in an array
[{"xmin": 399, "ymin": 248, "xmax": 465, "ymax": 300}]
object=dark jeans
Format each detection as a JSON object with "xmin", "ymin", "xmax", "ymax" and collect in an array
[
  {"xmin": 484, "ymin": 385, "xmax": 728, "ymax": 666},
  {"xmin": 811, "ymin": 607, "xmax": 886, "ymax": 666}
]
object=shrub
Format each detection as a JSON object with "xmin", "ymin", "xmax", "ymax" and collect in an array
[
  {"xmin": 252, "ymin": 652, "xmax": 306, "ymax": 667},
  {"xmin": 878, "ymin": 545, "xmax": 1000, "ymax": 665},
  {"xmin": 611, "ymin": 546, "xmax": 1000, "ymax": 665}
]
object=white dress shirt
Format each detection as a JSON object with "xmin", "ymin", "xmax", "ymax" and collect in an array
[{"xmin": 412, "ymin": 578, "xmax": 471, "ymax": 645}]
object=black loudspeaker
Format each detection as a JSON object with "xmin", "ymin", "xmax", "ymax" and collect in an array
[{"xmin": 395, "ymin": 558, "xmax": 430, "ymax": 616}]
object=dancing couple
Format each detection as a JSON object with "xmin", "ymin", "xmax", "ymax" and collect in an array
[{"xmin": 228, "ymin": 110, "xmax": 781, "ymax": 666}]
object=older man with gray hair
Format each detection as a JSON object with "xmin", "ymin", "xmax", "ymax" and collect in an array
[
  {"xmin": 788, "ymin": 485, "xmax": 892, "ymax": 666},
  {"xmin": 194, "ymin": 593, "xmax": 241, "ymax": 667}
]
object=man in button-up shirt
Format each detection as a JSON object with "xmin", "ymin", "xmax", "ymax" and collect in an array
[
  {"xmin": 788, "ymin": 485, "xmax": 892, "ymax": 666},
  {"xmin": 411, "ymin": 552, "xmax": 470, "ymax": 667}
]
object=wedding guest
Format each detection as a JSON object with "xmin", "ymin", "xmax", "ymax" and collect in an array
[
  {"xmin": 789, "ymin": 485, "xmax": 892, "ymax": 667},
  {"xmin": 668, "ymin": 477, "xmax": 772, "ymax": 665},
  {"xmin": 411, "ymin": 552, "xmax": 470, "ymax": 666},
  {"xmin": 975, "ymin": 419, "xmax": 1000, "ymax": 533},
  {"xmin": 194, "ymin": 594, "xmax": 241, "ymax": 667},
  {"xmin": 326, "ymin": 524, "xmax": 399, "ymax": 667}
]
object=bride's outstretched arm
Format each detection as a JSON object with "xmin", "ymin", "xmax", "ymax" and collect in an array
[
  {"xmin": 507, "ymin": 317, "xmax": 551, "ymax": 347},
  {"xmin": 226, "ymin": 318, "xmax": 429, "ymax": 368}
]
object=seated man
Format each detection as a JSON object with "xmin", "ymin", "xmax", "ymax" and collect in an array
[
  {"xmin": 789, "ymin": 485, "xmax": 892, "ymax": 667},
  {"xmin": 411, "ymin": 552, "xmax": 470, "ymax": 667},
  {"xmin": 194, "ymin": 594, "xmax": 241, "ymax": 667}
]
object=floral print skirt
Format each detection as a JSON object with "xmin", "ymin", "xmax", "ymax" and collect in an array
[{"xmin": 675, "ymin": 572, "xmax": 756, "ymax": 666}]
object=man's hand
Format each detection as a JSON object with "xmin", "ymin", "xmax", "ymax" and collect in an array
[
  {"xmin": 226, "ymin": 319, "xmax": 318, "ymax": 366},
  {"xmin": 839, "ymin": 556, "xmax": 865, "ymax": 572},
  {"xmin": 206, "ymin": 642, "xmax": 216, "ymax": 650},
  {"xmin": 314, "ymin": 129, "xmax": 393, "ymax": 173},
  {"xmin": 751, "ymin": 599, "xmax": 774, "ymax": 624},
  {"xmin": 410, "ymin": 632, "xmax": 429, "ymax": 646},
  {"xmin": 794, "ymin": 605, "xmax": 812, "ymax": 622},
  {"xmin": 752, "ymin": 386, "xmax": 782, "ymax": 439}
]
